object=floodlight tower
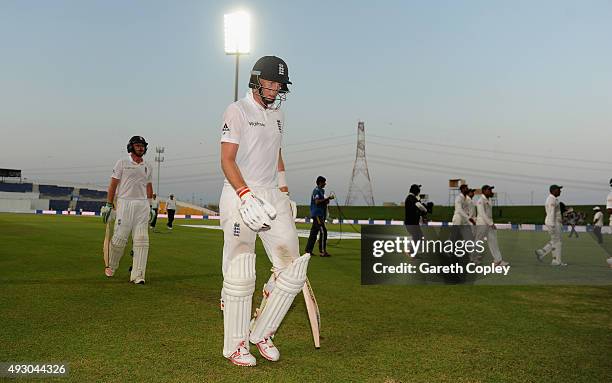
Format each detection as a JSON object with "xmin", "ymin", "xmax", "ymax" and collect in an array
[{"xmin": 224, "ymin": 11, "xmax": 251, "ymax": 101}]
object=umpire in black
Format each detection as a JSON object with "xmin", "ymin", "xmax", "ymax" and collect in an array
[{"xmin": 404, "ymin": 184, "xmax": 429, "ymax": 256}]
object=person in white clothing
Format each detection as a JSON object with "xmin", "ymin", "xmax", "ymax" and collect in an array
[
  {"xmin": 474, "ymin": 185, "xmax": 508, "ymax": 266},
  {"xmin": 466, "ymin": 188, "xmax": 476, "ymax": 223},
  {"xmin": 101, "ymin": 136, "xmax": 154, "ymax": 284},
  {"xmin": 607, "ymin": 178, "xmax": 612, "ymax": 226},
  {"xmin": 218, "ymin": 56, "xmax": 308, "ymax": 367},
  {"xmin": 452, "ymin": 184, "xmax": 476, "ymax": 260},
  {"xmin": 452, "ymin": 184, "xmax": 475, "ymax": 226},
  {"xmin": 592, "ymin": 206, "xmax": 604, "ymax": 244},
  {"xmin": 150, "ymin": 193, "xmax": 159, "ymax": 230},
  {"xmin": 535, "ymin": 185, "xmax": 566, "ymax": 266},
  {"xmin": 166, "ymin": 194, "xmax": 176, "ymax": 229}
]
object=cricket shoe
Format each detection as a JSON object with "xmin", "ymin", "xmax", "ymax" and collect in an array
[
  {"xmin": 551, "ymin": 261, "xmax": 568, "ymax": 267},
  {"xmin": 535, "ymin": 249, "xmax": 545, "ymax": 262},
  {"xmin": 319, "ymin": 252, "xmax": 331, "ymax": 257},
  {"xmin": 104, "ymin": 267, "xmax": 114, "ymax": 277},
  {"xmin": 252, "ymin": 337, "xmax": 280, "ymax": 362},
  {"xmin": 469, "ymin": 254, "xmax": 482, "ymax": 264},
  {"xmin": 133, "ymin": 278, "xmax": 145, "ymax": 284},
  {"xmin": 494, "ymin": 260, "xmax": 510, "ymax": 267},
  {"xmin": 227, "ymin": 341, "xmax": 257, "ymax": 367}
]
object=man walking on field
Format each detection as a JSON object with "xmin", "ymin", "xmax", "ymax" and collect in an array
[
  {"xmin": 101, "ymin": 136, "xmax": 155, "ymax": 284},
  {"xmin": 218, "ymin": 56, "xmax": 309, "ymax": 367}
]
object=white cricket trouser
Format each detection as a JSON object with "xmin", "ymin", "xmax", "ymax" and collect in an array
[
  {"xmin": 219, "ymin": 185, "xmax": 302, "ymax": 356},
  {"xmin": 539, "ymin": 225, "xmax": 562, "ymax": 263},
  {"xmin": 219, "ymin": 185, "xmax": 299, "ymax": 273},
  {"xmin": 474, "ymin": 225, "xmax": 502, "ymax": 262},
  {"xmin": 108, "ymin": 199, "xmax": 150, "ymax": 280}
]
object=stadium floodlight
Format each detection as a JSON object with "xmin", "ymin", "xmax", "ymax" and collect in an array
[{"xmin": 224, "ymin": 11, "xmax": 250, "ymax": 101}]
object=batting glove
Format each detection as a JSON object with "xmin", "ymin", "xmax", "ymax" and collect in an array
[
  {"xmin": 237, "ymin": 187, "xmax": 277, "ymax": 232},
  {"xmin": 101, "ymin": 203, "xmax": 113, "ymax": 224},
  {"xmin": 283, "ymin": 191, "xmax": 297, "ymax": 220}
]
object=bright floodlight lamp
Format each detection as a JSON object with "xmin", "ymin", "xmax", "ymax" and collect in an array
[
  {"xmin": 224, "ymin": 11, "xmax": 250, "ymax": 101},
  {"xmin": 224, "ymin": 11, "xmax": 250, "ymax": 54}
]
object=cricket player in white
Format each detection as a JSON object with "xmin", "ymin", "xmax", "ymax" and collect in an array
[
  {"xmin": 474, "ymin": 185, "xmax": 508, "ymax": 266},
  {"xmin": 592, "ymin": 206, "xmax": 603, "ymax": 244},
  {"xmin": 101, "ymin": 136, "xmax": 154, "ymax": 284},
  {"xmin": 607, "ymin": 178, "xmax": 612, "ymax": 226},
  {"xmin": 535, "ymin": 185, "xmax": 566, "ymax": 266},
  {"xmin": 219, "ymin": 56, "xmax": 308, "ymax": 367},
  {"xmin": 452, "ymin": 184, "xmax": 476, "ymax": 259}
]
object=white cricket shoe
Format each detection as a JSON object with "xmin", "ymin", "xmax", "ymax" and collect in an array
[
  {"xmin": 104, "ymin": 267, "xmax": 114, "ymax": 277},
  {"xmin": 227, "ymin": 341, "xmax": 256, "ymax": 367},
  {"xmin": 551, "ymin": 261, "xmax": 568, "ymax": 267},
  {"xmin": 535, "ymin": 249, "xmax": 545, "ymax": 262},
  {"xmin": 494, "ymin": 260, "xmax": 510, "ymax": 267},
  {"xmin": 253, "ymin": 337, "xmax": 280, "ymax": 362},
  {"xmin": 133, "ymin": 278, "xmax": 145, "ymax": 285}
]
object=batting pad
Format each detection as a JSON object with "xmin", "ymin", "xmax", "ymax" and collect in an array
[
  {"xmin": 108, "ymin": 225, "xmax": 129, "ymax": 271},
  {"xmin": 222, "ymin": 253, "xmax": 256, "ymax": 357},
  {"xmin": 130, "ymin": 223, "xmax": 149, "ymax": 281},
  {"xmin": 249, "ymin": 253, "xmax": 310, "ymax": 343}
]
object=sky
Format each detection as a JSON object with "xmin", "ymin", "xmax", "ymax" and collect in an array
[{"xmin": 1, "ymin": 0, "xmax": 611, "ymax": 206}]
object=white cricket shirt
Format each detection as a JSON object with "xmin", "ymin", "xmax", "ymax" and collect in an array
[
  {"xmin": 112, "ymin": 156, "xmax": 152, "ymax": 200},
  {"xmin": 544, "ymin": 194, "xmax": 561, "ymax": 227},
  {"xmin": 220, "ymin": 90, "xmax": 284, "ymax": 188}
]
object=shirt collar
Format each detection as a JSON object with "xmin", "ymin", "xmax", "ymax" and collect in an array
[
  {"xmin": 246, "ymin": 90, "xmax": 276, "ymax": 113},
  {"xmin": 128, "ymin": 155, "xmax": 141, "ymax": 165}
]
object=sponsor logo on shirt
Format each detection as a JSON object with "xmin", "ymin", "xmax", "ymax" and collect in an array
[
  {"xmin": 222, "ymin": 123, "xmax": 230, "ymax": 135},
  {"xmin": 277, "ymin": 120, "xmax": 282, "ymax": 133},
  {"xmin": 248, "ymin": 121, "xmax": 265, "ymax": 127},
  {"xmin": 233, "ymin": 222, "xmax": 240, "ymax": 237}
]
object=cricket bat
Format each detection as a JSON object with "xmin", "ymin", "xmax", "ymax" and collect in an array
[
  {"xmin": 303, "ymin": 277, "xmax": 321, "ymax": 349},
  {"xmin": 102, "ymin": 209, "xmax": 115, "ymax": 267},
  {"xmin": 103, "ymin": 218, "xmax": 112, "ymax": 267}
]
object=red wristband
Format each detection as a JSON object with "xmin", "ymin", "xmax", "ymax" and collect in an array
[{"xmin": 236, "ymin": 186, "xmax": 251, "ymax": 198}]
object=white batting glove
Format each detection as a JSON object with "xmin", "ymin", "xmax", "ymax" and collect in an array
[
  {"xmin": 237, "ymin": 187, "xmax": 277, "ymax": 232},
  {"xmin": 101, "ymin": 203, "xmax": 113, "ymax": 224},
  {"xmin": 283, "ymin": 191, "xmax": 297, "ymax": 220}
]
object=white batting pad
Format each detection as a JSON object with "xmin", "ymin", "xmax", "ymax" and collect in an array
[
  {"xmin": 130, "ymin": 223, "xmax": 149, "ymax": 281},
  {"xmin": 222, "ymin": 253, "xmax": 256, "ymax": 357},
  {"xmin": 249, "ymin": 253, "xmax": 310, "ymax": 343},
  {"xmin": 108, "ymin": 224, "xmax": 129, "ymax": 271}
]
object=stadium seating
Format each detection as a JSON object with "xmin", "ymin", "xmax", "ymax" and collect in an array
[
  {"xmin": 39, "ymin": 185, "xmax": 74, "ymax": 197},
  {"xmin": 75, "ymin": 200, "xmax": 105, "ymax": 212},
  {"xmin": 0, "ymin": 183, "xmax": 33, "ymax": 193},
  {"xmin": 79, "ymin": 189, "xmax": 107, "ymax": 199},
  {"xmin": 49, "ymin": 200, "xmax": 70, "ymax": 210}
]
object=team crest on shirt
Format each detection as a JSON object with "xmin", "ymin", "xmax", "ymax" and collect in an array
[
  {"xmin": 277, "ymin": 120, "xmax": 282, "ymax": 133},
  {"xmin": 233, "ymin": 222, "xmax": 240, "ymax": 236},
  {"xmin": 222, "ymin": 123, "xmax": 230, "ymax": 135}
]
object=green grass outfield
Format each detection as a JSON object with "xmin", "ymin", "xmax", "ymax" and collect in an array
[{"xmin": 1, "ymin": 213, "xmax": 611, "ymax": 382}]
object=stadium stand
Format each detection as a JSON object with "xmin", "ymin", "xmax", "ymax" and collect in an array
[
  {"xmin": 39, "ymin": 185, "xmax": 74, "ymax": 197},
  {"xmin": 49, "ymin": 200, "xmax": 70, "ymax": 210},
  {"xmin": 80, "ymin": 189, "xmax": 107, "ymax": 199},
  {"xmin": 0, "ymin": 182, "xmax": 33, "ymax": 193},
  {"xmin": 76, "ymin": 200, "xmax": 105, "ymax": 212}
]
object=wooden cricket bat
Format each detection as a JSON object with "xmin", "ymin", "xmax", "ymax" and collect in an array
[
  {"xmin": 303, "ymin": 277, "xmax": 321, "ymax": 349},
  {"xmin": 103, "ymin": 218, "xmax": 112, "ymax": 267}
]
